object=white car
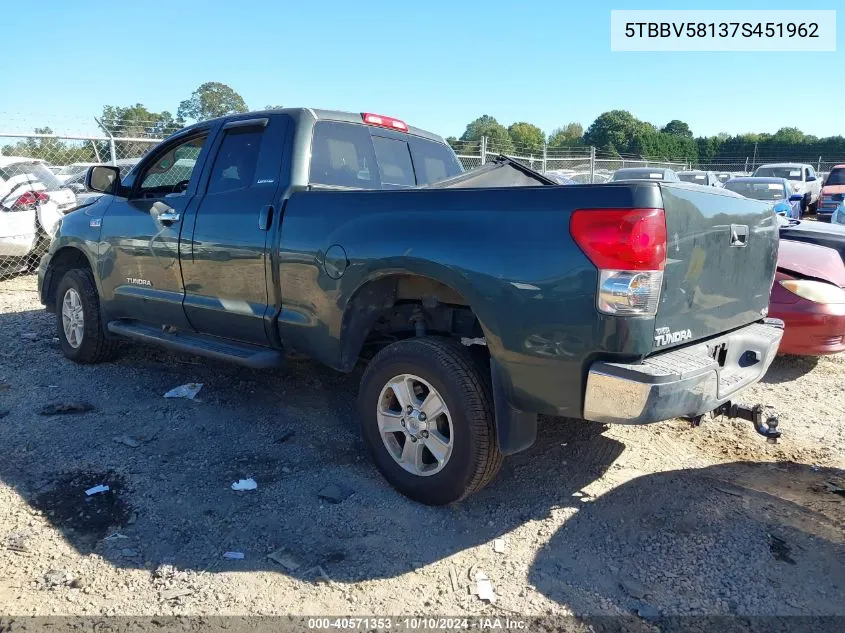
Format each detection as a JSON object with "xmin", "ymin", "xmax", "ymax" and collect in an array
[
  {"xmin": 752, "ymin": 163, "xmax": 822, "ymax": 212},
  {"xmin": 54, "ymin": 162, "xmax": 99, "ymax": 184},
  {"xmin": 1, "ymin": 157, "xmax": 77, "ymax": 261}
]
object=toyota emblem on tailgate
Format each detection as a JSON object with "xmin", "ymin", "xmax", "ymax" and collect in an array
[{"xmin": 730, "ymin": 224, "xmax": 749, "ymax": 248}]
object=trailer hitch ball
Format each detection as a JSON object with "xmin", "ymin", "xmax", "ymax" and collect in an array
[{"xmin": 711, "ymin": 402, "xmax": 781, "ymax": 443}]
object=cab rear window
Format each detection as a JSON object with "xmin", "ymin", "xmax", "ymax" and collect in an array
[{"xmin": 309, "ymin": 121, "xmax": 460, "ymax": 188}]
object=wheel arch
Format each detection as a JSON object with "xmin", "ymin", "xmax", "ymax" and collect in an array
[{"xmin": 41, "ymin": 246, "xmax": 95, "ymax": 311}]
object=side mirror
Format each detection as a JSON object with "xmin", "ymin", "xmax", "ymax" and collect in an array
[
  {"xmin": 806, "ymin": 175, "xmax": 816, "ymax": 182},
  {"xmin": 86, "ymin": 165, "xmax": 120, "ymax": 194},
  {"xmin": 789, "ymin": 194, "xmax": 803, "ymax": 202}
]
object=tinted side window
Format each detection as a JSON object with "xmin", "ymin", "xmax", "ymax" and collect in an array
[
  {"xmin": 207, "ymin": 128, "xmax": 263, "ymax": 194},
  {"xmin": 310, "ymin": 122, "xmax": 377, "ymax": 188},
  {"xmin": 372, "ymin": 136, "xmax": 415, "ymax": 187},
  {"xmin": 408, "ymin": 137, "xmax": 462, "ymax": 185}
]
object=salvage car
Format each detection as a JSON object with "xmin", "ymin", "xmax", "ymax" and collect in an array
[
  {"xmin": 723, "ymin": 177, "xmax": 803, "ymax": 218},
  {"xmin": 778, "ymin": 216, "xmax": 845, "ymax": 265},
  {"xmin": 817, "ymin": 164, "xmax": 845, "ymax": 222},
  {"xmin": 677, "ymin": 170, "xmax": 723, "ymax": 187},
  {"xmin": 753, "ymin": 163, "xmax": 821, "ymax": 214},
  {"xmin": 1, "ymin": 157, "xmax": 77, "ymax": 264},
  {"xmin": 770, "ymin": 239, "xmax": 845, "ymax": 355},
  {"xmin": 38, "ymin": 108, "xmax": 784, "ymax": 504},
  {"xmin": 609, "ymin": 167, "xmax": 680, "ymax": 182}
]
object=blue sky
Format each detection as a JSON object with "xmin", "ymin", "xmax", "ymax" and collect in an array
[{"xmin": 1, "ymin": 0, "xmax": 841, "ymax": 139}]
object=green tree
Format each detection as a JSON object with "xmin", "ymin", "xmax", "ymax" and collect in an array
[
  {"xmin": 177, "ymin": 82, "xmax": 248, "ymax": 122},
  {"xmin": 661, "ymin": 119, "xmax": 693, "ymax": 138},
  {"xmin": 547, "ymin": 123, "xmax": 583, "ymax": 149},
  {"xmin": 100, "ymin": 103, "xmax": 183, "ymax": 138},
  {"xmin": 507, "ymin": 122, "xmax": 545, "ymax": 154},
  {"xmin": 583, "ymin": 110, "xmax": 641, "ymax": 155},
  {"xmin": 771, "ymin": 127, "xmax": 804, "ymax": 145},
  {"xmin": 459, "ymin": 115, "xmax": 514, "ymax": 154}
]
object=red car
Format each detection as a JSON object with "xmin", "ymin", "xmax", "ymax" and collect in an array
[
  {"xmin": 817, "ymin": 164, "xmax": 845, "ymax": 222},
  {"xmin": 770, "ymin": 240, "xmax": 845, "ymax": 355}
]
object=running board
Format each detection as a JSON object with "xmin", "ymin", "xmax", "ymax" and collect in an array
[{"xmin": 107, "ymin": 320, "xmax": 284, "ymax": 369}]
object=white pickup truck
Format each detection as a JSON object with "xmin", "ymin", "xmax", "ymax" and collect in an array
[{"xmin": 752, "ymin": 162, "xmax": 822, "ymax": 213}]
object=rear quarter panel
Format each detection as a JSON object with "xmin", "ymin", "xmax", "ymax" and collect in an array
[{"xmin": 275, "ymin": 184, "xmax": 664, "ymax": 416}]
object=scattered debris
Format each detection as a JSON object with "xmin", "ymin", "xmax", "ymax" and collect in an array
[
  {"xmin": 104, "ymin": 533, "xmax": 129, "ymax": 541},
  {"xmin": 636, "ymin": 602, "xmax": 660, "ymax": 620},
  {"xmin": 460, "ymin": 337, "xmax": 487, "ymax": 347},
  {"xmin": 619, "ymin": 576, "xmax": 650, "ymax": 600},
  {"xmin": 449, "ymin": 567, "xmax": 459, "ymax": 592},
  {"xmin": 6, "ymin": 530, "xmax": 33, "ymax": 553},
  {"xmin": 120, "ymin": 548, "xmax": 139, "ymax": 558},
  {"xmin": 318, "ymin": 483, "xmax": 354, "ymax": 504},
  {"xmin": 42, "ymin": 569, "xmax": 76, "ymax": 589},
  {"xmin": 113, "ymin": 434, "xmax": 142, "ymax": 448},
  {"xmin": 810, "ymin": 464, "xmax": 821, "ymax": 472},
  {"xmin": 161, "ymin": 588, "xmax": 194, "ymax": 601},
  {"xmin": 163, "ymin": 383, "xmax": 203, "ymax": 399},
  {"xmin": 278, "ymin": 430, "xmax": 295, "ymax": 443},
  {"xmin": 474, "ymin": 571, "xmax": 496, "ymax": 603},
  {"xmin": 223, "ymin": 551, "xmax": 245, "ymax": 560},
  {"xmin": 231, "ymin": 478, "xmax": 258, "ymax": 492},
  {"xmin": 20, "ymin": 332, "xmax": 39, "ymax": 341},
  {"xmin": 824, "ymin": 481, "xmax": 845, "ymax": 497},
  {"xmin": 493, "ymin": 538, "xmax": 506, "ymax": 554},
  {"xmin": 714, "ymin": 486, "xmax": 744, "ymax": 498},
  {"xmin": 267, "ymin": 548, "xmax": 301, "ymax": 571},
  {"xmin": 303, "ymin": 565, "xmax": 332, "ymax": 584},
  {"xmin": 769, "ymin": 534, "xmax": 796, "ymax": 565},
  {"xmin": 39, "ymin": 401, "xmax": 94, "ymax": 415},
  {"xmin": 85, "ymin": 484, "xmax": 110, "ymax": 496}
]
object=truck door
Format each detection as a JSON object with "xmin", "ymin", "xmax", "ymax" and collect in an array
[
  {"xmin": 98, "ymin": 128, "xmax": 213, "ymax": 329},
  {"xmin": 181, "ymin": 115, "xmax": 290, "ymax": 344}
]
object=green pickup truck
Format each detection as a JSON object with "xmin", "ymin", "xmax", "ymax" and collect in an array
[{"xmin": 38, "ymin": 108, "xmax": 784, "ymax": 504}]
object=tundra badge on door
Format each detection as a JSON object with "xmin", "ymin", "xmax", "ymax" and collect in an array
[{"xmin": 655, "ymin": 326, "xmax": 692, "ymax": 347}]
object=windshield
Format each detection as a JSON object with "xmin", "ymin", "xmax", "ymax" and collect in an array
[
  {"xmin": 754, "ymin": 166, "xmax": 803, "ymax": 180},
  {"xmin": 56, "ymin": 164, "xmax": 92, "ymax": 176},
  {"xmin": 724, "ymin": 181, "xmax": 787, "ymax": 201},
  {"xmin": 678, "ymin": 173, "xmax": 707, "ymax": 183},
  {"xmin": 825, "ymin": 168, "xmax": 845, "ymax": 186},
  {"xmin": 611, "ymin": 168, "xmax": 667, "ymax": 181}
]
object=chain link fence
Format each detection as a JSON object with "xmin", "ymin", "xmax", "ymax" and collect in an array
[{"xmin": 1, "ymin": 133, "xmax": 159, "ymax": 281}]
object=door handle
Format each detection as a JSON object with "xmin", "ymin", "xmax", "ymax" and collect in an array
[
  {"xmin": 258, "ymin": 204, "xmax": 274, "ymax": 231},
  {"xmin": 159, "ymin": 211, "xmax": 181, "ymax": 224}
]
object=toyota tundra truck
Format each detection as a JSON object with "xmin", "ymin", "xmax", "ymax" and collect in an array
[{"xmin": 38, "ymin": 108, "xmax": 784, "ymax": 504}]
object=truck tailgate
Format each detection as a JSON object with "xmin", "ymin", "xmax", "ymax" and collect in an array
[{"xmin": 654, "ymin": 184, "xmax": 778, "ymax": 351}]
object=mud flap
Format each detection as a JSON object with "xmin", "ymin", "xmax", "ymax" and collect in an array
[{"xmin": 490, "ymin": 359, "xmax": 537, "ymax": 455}]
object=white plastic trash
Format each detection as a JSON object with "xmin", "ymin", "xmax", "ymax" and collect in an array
[
  {"xmin": 231, "ymin": 478, "xmax": 258, "ymax": 491},
  {"xmin": 164, "ymin": 383, "xmax": 203, "ymax": 399},
  {"xmin": 223, "ymin": 551, "xmax": 245, "ymax": 560},
  {"xmin": 85, "ymin": 484, "xmax": 109, "ymax": 496}
]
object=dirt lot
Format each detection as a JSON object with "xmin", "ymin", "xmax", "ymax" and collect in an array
[{"xmin": 0, "ymin": 273, "xmax": 843, "ymax": 619}]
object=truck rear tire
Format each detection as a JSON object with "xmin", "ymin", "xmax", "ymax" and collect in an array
[
  {"xmin": 358, "ymin": 337, "xmax": 503, "ymax": 505},
  {"xmin": 55, "ymin": 268, "xmax": 119, "ymax": 364}
]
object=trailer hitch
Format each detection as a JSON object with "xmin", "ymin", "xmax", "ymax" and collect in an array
[{"xmin": 711, "ymin": 402, "xmax": 781, "ymax": 443}]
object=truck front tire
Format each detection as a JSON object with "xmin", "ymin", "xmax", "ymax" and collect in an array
[
  {"xmin": 55, "ymin": 269, "xmax": 119, "ymax": 364},
  {"xmin": 358, "ymin": 337, "xmax": 503, "ymax": 505}
]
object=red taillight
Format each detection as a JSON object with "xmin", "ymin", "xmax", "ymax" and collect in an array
[
  {"xmin": 362, "ymin": 112, "xmax": 409, "ymax": 132},
  {"xmin": 570, "ymin": 208, "xmax": 667, "ymax": 271},
  {"xmin": 11, "ymin": 191, "xmax": 49, "ymax": 209}
]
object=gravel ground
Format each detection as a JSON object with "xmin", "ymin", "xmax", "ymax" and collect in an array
[{"xmin": 0, "ymin": 273, "xmax": 842, "ymax": 619}]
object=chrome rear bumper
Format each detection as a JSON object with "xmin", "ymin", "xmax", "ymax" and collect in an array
[{"xmin": 583, "ymin": 320, "xmax": 783, "ymax": 425}]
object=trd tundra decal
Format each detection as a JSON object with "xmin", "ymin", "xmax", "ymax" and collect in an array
[
  {"xmin": 654, "ymin": 326, "xmax": 692, "ymax": 347},
  {"xmin": 126, "ymin": 278, "xmax": 152, "ymax": 286}
]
